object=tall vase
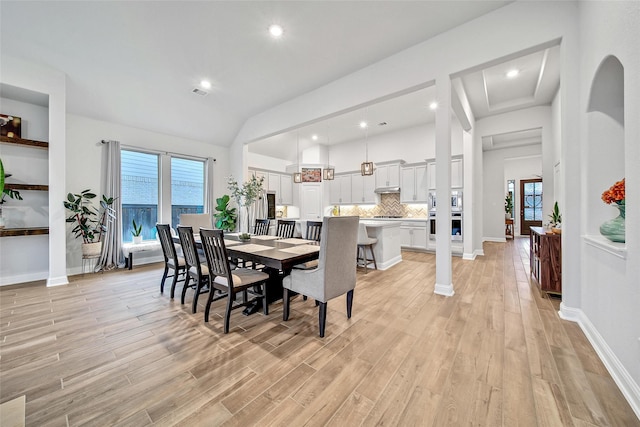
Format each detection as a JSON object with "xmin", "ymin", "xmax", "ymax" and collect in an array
[
  {"xmin": 239, "ymin": 206, "xmax": 249, "ymax": 234},
  {"xmin": 600, "ymin": 202, "xmax": 625, "ymax": 243}
]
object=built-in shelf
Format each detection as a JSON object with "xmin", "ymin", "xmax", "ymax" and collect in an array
[
  {"xmin": 4, "ymin": 183, "xmax": 49, "ymax": 191},
  {"xmin": 583, "ymin": 235, "xmax": 627, "ymax": 259},
  {"xmin": 0, "ymin": 135, "xmax": 49, "ymax": 149},
  {"xmin": 0, "ymin": 227, "xmax": 49, "ymax": 237}
]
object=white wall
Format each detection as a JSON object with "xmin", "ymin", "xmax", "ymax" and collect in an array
[
  {"xmin": 65, "ymin": 114, "xmax": 230, "ymax": 274},
  {"xmin": 573, "ymin": 1, "xmax": 640, "ymax": 416}
]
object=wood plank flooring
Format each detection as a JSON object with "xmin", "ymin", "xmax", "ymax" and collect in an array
[{"xmin": 1, "ymin": 238, "xmax": 638, "ymax": 426}]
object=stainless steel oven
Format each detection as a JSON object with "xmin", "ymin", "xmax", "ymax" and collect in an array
[{"xmin": 429, "ymin": 212, "xmax": 463, "ymax": 241}]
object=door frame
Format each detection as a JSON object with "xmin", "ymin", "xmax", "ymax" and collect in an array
[{"xmin": 520, "ymin": 178, "xmax": 543, "ymax": 235}]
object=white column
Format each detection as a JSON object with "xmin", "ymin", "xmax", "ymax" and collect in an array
[{"xmin": 434, "ymin": 76, "xmax": 454, "ymax": 296}]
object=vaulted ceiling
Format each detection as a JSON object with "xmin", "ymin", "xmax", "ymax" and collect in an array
[{"xmin": 0, "ymin": 1, "xmax": 511, "ymax": 146}]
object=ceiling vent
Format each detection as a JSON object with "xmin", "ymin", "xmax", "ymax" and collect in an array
[{"xmin": 192, "ymin": 88, "xmax": 208, "ymax": 96}]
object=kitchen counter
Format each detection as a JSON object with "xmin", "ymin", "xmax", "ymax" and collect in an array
[{"xmin": 360, "ymin": 220, "xmax": 402, "ymax": 270}]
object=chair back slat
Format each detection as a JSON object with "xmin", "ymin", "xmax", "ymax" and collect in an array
[
  {"xmin": 200, "ymin": 229, "xmax": 234, "ymax": 289},
  {"xmin": 254, "ymin": 219, "xmax": 270, "ymax": 235},
  {"xmin": 276, "ymin": 220, "xmax": 296, "ymax": 238},
  {"xmin": 156, "ymin": 224, "xmax": 177, "ymax": 263},
  {"xmin": 305, "ymin": 221, "xmax": 323, "ymax": 242},
  {"xmin": 177, "ymin": 226, "xmax": 201, "ymax": 273}
]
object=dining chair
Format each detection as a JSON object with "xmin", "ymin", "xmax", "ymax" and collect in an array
[
  {"xmin": 177, "ymin": 226, "xmax": 210, "ymax": 314},
  {"xmin": 356, "ymin": 222, "xmax": 378, "ymax": 273},
  {"xmin": 254, "ymin": 218, "xmax": 270, "ymax": 235},
  {"xmin": 293, "ymin": 220, "xmax": 323, "ymax": 271},
  {"xmin": 305, "ymin": 220, "xmax": 323, "ymax": 242},
  {"xmin": 276, "ymin": 219, "xmax": 296, "ymax": 238},
  {"xmin": 282, "ymin": 216, "xmax": 359, "ymax": 337},
  {"xmin": 156, "ymin": 223, "xmax": 186, "ymax": 297},
  {"xmin": 200, "ymin": 228, "xmax": 269, "ymax": 333}
]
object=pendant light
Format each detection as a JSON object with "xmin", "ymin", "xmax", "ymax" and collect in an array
[
  {"xmin": 360, "ymin": 119, "xmax": 374, "ymax": 176},
  {"xmin": 323, "ymin": 121, "xmax": 335, "ymax": 180},
  {"xmin": 293, "ymin": 131, "xmax": 302, "ymax": 183}
]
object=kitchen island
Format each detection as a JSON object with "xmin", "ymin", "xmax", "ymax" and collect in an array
[{"xmin": 359, "ymin": 220, "xmax": 402, "ymax": 270}]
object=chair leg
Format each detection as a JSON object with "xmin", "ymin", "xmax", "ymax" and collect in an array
[
  {"xmin": 170, "ymin": 269, "xmax": 179, "ymax": 299},
  {"xmin": 192, "ymin": 280, "xmax": 201, "ymax": 314},
  {"xmin": 224, "ymin": 293, "xmax": 233, "ymax": 333},
  {"xmin": 346, "ymin": 289, "xmax": 354, "ymax": 319},
  {"xmin": 318, "ymin": 302, "xmax": 327, "ymax": 338},
  {"xmin": 262, "ymin": 283, "xmax": 269, "ymax": 316},
  {"xmin": 204, "ymin": 288, "xmax": 214, "ymax": 323},
  {"xmin": 368, "ymin": 245, "xmax": 377, "ymax": 270},
  {"xmin": 283, "ymin": 288, "xmax": 290, "ymax": 321},
  {"xmin": 181, "ymin": 275, "xmax": 191, "ymax": 305},
  {"xmin": 160, "ymin": 265, "xmax": 169, "ymax": 293}
]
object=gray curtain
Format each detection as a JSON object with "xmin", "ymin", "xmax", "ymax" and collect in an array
[
  {"xmin": 205, "ymin": 157, "xmax": 215, "ymax": 225},
  {"xmin": 96, "ymin": 140, "xmax": 124, "ymax": 271}
]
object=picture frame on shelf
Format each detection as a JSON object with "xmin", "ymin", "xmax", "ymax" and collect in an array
[{"xmin": 0, "ymin": 114, "xmax": 21, "ymax": 138}]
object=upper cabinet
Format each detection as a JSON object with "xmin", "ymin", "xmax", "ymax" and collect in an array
[
  {"xmin": 401, "ymin": 163, "xmax": 429, "ymax": 203},
  {"xmin": 426, "ymin": 156, "xmax": 463, "ymax": 190},
  {"xmin": 351, "ymin": 173, "xmax": 376, "ymax": 204},
  {"xmin": 250, "ymin": 169, "xmax": 293, "ymax": 205},
  {"xmin": 329, "ymin": 174, "xmax": 352, "ymax": 205},
  {"xmin": 375, "ymin": 161, "xmax": 403, "ymax": 188}
]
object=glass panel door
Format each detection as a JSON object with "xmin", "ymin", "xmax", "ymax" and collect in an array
[{"xmin": 520, "ymin": 178, "xmax": 542, "ymax": 235}]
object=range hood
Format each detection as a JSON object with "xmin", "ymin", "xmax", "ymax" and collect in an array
[{"xmin": 374, "ymin": 186, "xmax": 401, "ymax": 194}]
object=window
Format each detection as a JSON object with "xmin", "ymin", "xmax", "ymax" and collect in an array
[
  {"xmin": 121, "ymin": 150, "xmax": 159, "ymax": 242},
  {"xmin": 171, "ymin": 157, "xmax": 205, "ymax": 229}
]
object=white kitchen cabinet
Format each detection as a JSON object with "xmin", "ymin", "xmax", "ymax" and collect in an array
[
  {"xmin": 262, "ymin": 171, "xmax": 293, "ymax": 205},
  {"xmin": 329, "ymin": 174, "xmax": 352, "ymax": 204},
  {"xmin": 351, "ymin": 173, "xmax": 376, "ymax": 204},
  {"xmin": 400, "ymin": 221, "xmax": 428, "ymax": 249},
  {"xmin": 426, "ymin": 157, "xmax": 463, "ymax": 189},
  {"xmin": 375, "ymin": 162, "xmax": 401, "ymax": 188},
  {"xmin": 400, "ymin": 164, "xmax": 429, "ymax": 203}
]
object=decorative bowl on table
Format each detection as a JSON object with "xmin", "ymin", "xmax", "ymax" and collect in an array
[{"xmin": 239, "ymin": 233, "xmax": 251, "ymax": 241}]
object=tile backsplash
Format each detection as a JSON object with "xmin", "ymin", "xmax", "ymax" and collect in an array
[{"xmin": 338, "ymin": 193, "xmax": 429, "ymax": 218}]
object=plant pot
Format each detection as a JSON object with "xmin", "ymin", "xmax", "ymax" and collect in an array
[
  {"xmin": 82, "ymin": 242, "xmax": 102, "ymax": 257},
  {"xmin": 133, "ymin": 235, "xmax": 143, "ymax": 244},
  {"xmin": 600, "ymin": 202, "xmax": 625, "ymax": 243}
]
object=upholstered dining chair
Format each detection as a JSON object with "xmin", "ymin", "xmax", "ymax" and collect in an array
[
  {"xmin": 200, "ymin": 228, "xmax": 269, "ymax": 333},
  {"xmin": 177, "ymin": 226, "xmax": 210, "ymax": 314},
  {"xmin": 276, "ymin": 220, "xmax": 296, "ymax": 238},
  {"xmin": 254, "ymin": 219, "xmax": 270, "ymax": 236},
  {"xmin": 156, "ymin": 223, "xmax": 186, "ymax": 297},
  {"xmin": 293, "ymin": 220, "xmax": 323, "ymax": 271},
  {"xmin": 357, "ymin": 222, "xmax": 378, "ymax": 273},
  {"xmin": 282, "ymin": 216, "xmax": 359, "ymax": 337}
]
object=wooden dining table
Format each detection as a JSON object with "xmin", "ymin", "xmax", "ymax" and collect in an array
[{"xmin": 174, "ymin": 232, "xmax": 321, "ymax": 314}]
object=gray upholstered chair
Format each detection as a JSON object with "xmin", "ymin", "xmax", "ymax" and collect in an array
[
  {"xmin": 293, "ymin": 220, "xmax": 323, "ymax": 270},
  {"xmin": 179, "ymin": 213, "xmax": 212, "ymax": 229},
  {"xmin": 356, "ymin": 222, "xmax": 377, "ymax": 273},
  {"xmin": 282, "ymin": 216, "xmax": 359, "ymax": 337},
  {"xmin": 156, "ymin": 223, "xmax": 186, "ymax": 297}
]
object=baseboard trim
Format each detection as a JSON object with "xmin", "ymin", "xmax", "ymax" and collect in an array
[
  {"xmin": 483, "ymin": 237, "xmax": 506, "ymax": 243},
  {"xmin": 561, "ymin": 303, "xmax": 640, "ymax": 420},
  {"xmin": 462, "ymin": 252, "xmax": 476, "ymax": 260},
  {"xmin": 375, "ymin": 255, "xmax": 403, "ymax": 271},
  {"xmin": 434, "ymin": 282, "xmax": 455, "ymax": 297},
  {"xmin": 46, "ymin": 275, "xmax": 69, "ymax": 287},
  {"xmin": 0, "ymin": 271, "xmax": 48, "ymax": 287}
]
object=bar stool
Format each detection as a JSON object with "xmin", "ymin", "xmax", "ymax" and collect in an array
[{"xmin": 356, "ymin": 222, "xmax": 377, "ymax": 273}]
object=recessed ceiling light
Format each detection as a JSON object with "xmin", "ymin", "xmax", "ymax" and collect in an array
[
  {"xmin": 506, "ymin": 69, "xmax": 520, "ymax": 78},
  {"xmin": 200, "ymin": 80, "xmax": 212, "ymax": 89},
  {"xmin": 269, "ymin": 24, "xmax": 284, "ymax": 38},
  {"xmin": 429, "ymin": 102, "xmax": 438, "ymax": 110},
  {"xmin": 359, "ymin": 121, "xmax": 368, "ymax": 129},
  {"xmin": 311, "ymin": 134, "xmax": 318, "ymax": 141}
]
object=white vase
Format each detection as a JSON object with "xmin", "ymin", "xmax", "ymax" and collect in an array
[{"xmin": 133, "ymin": 235, "xmax": 142, "ymax": 244}]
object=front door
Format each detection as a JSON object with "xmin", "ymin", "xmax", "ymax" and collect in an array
[{"xmin": 520, "ymin": 179, "xmax": 543, "ymax": 235}]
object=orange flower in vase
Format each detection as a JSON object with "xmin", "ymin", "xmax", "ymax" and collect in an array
[{"xmin": 600, "ymin": 178, "xmax": 625, "ymax": 243}]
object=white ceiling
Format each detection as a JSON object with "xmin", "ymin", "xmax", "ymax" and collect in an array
[{"xmin": 0, "ymin": 0, "xmax": 511, "ymax": 146}]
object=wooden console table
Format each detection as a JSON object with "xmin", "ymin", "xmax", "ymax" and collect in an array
[{"xmin": 530, "ymin": 226, "xmax": 561, "ymax": 295}]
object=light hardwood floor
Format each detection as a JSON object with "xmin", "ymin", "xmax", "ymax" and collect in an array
[{"xmin": 1, "ymin": 238, "xmax": 638, "ymax": 426}]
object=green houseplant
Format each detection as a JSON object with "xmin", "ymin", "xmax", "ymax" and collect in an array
[
  {"xmin": 549, "ymin": 201, "xmax": 562, "ymax": 233},
  {"xmin": 504, "ymin": 193, "xmax": 514, "ymax": 219},
  {"xmin": 0, "ymin": 157, "xmax": 23, "ymax": 229},
  {"xmin": 213, "ymin": 195, "xmax": 237, "ymax": 232},
  {"xmin": 63, "ymin": 189, "xmax": 115, "ymax": 256},
  {"xmin": 131, "ymin": 218, "xmax": 143, "ymax": 244}
]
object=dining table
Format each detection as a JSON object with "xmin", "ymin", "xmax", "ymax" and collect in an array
[{"xmin": 174, "ymin": 232, "xmax": 321, "ymax": 314}]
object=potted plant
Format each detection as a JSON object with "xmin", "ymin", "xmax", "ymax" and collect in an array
[
  {"xmin": 549, "ymin": 201, "xmax": 562, "ymax": 234},
  {"xmin": 63, "ymin": 189, "xmax": 114, "ymax": 256},
  {"xmin": 0, "ymin": 157, "xmax": 23, "ymax": 229},
  {"xmin": 227, "ymin": 175, "xmax": 264, "ymax": 233},
  {"xmin": 131, "ymin": 219, "xmax": 143, "ymax": 244},
  {"xmin": 504, "ymin": 193, "xmax": 513, "ymax": 219},
  {"xmin": 213, "ymin": 194, "xmax": 237, "ymax": 232}
]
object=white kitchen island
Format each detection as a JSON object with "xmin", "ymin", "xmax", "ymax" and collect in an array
[{"xmin": 359, "ymin": 220, "xmax": 402, "ymax": 270}]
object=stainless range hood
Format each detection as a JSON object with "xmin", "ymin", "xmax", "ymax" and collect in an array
[{"xmin": 374, "ymin": 186, "xmax": 401, "ymax": 194}]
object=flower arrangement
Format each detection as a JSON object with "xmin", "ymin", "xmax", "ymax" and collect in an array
[
  {"xmin": 601, "ymin": 178, "xmax": 625, "ymax": 205},
  {"xmin": 227, "ymin": 175, "xmax": 264, "ymax": 208}
]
